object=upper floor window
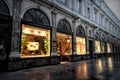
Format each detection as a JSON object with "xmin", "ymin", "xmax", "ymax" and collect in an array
[
  {"xmin": 105, "ymin": 18, "xmax": 108, "ymax": 27},
  {"xmin": 57, "ymin": 0, "xmax": 67, "ymax": 5},
  {"xmin": 94, "ymin": 8, "xmax": 98, "ymax": 22},
  {"xmin": 87, "ymin": 7, "xmax": 90, "ymax": 18},
  {"xmin": 76, "ymin": 0, "xmax": 82, "ymax": 13},
  {"xmin": 100, "ymin": 14, "xmax": 104, "ymax": 26}
]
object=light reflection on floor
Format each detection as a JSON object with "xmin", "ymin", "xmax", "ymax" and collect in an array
[
  {"xmin": 1, "ymin": 56, "xmax": 120, "ymax": 80},
  {"xmin": 60, "ymin": 61, "xmax": 70, "ymax": 64}
]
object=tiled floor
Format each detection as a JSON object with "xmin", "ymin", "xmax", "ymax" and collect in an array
[{"xmin": 1, "ymin": 56, "xmax": 120, "ymax": 80}]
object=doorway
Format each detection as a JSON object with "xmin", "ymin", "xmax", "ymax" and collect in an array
[
  {"xmin": 57, "ymin": 33, "xmax": 72, "ymax": 62},
  {"xmin": 89, "ymin": 40, "xmax": 93, "ymax": 58}
]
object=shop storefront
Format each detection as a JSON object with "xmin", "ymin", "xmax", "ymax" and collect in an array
[
  {"xmin": 21, "ymin": 9, "xmax": 51, "ymax": 58},
  {"xmin": 76, "ymin": 26, "xmax": 86, "ymax": 55},
  {"xmin": 95, "ymin": 40, "xmax": 101, "ymax": 53},
  {"xmin": 94, "ymin": 32, "xmax": 101, "ymax": 57},
  {"xmin": 57, "ymin": 19, "xmax": 72, "ymax": 61},
  {"xmin": 101, "ymin": 42, "xmax": 106, "ymax": 53},
  {"xmin": 101, "ymin": 35, "xmax": 106, "ymax": 54},
  {"xmin": 107, "ymin": 43, "xmax": 111, "ymax": 53},
  {"xmin": 21, "ymin": 24, "xmax": 51, "ymax": 58}
]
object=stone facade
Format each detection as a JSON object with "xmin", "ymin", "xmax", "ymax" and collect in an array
[{"xmin": 0, "ymin": 0, "xmax": 120, "ymax": 71}]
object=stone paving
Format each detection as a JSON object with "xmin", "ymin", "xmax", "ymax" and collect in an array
[{"xmin": 1, "ymin": 56, "xmax": 120, "ymax": 80}]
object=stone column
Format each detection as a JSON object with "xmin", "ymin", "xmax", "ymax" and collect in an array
[
  {"xmin": 85, "ymin": 26, "xmax": 89, "ymax": 54},
  {"xmin": 72, "ymin": 19, "xmax": 77, "ymax": 55},
  {"xmin": 9, "ymin": 0, "xmax": 22, "ymax": 58},
  {"xmin": 51, "ymin": 9, "xmax": 57, "ymax": 56}
]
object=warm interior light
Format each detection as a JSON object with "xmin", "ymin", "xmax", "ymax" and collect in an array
[
  {"xmin": 40, "ymin": 31, "xmax": 46, "ymax": 36},
  {"xmin": 67, "ymin": 39, "xmax": 70, "ymax": 43},
  {"xmin": 34, "ymin": 30, "xmax": 38, "ymax": 35},
  {"xmin": 79, "ymin": 38, "xmax": 82, "ymax": 42},
  {"xmin": 23, "ymin": 28, "xmax": 30, "ymax": 34}
]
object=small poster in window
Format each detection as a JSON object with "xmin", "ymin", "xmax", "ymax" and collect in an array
[{"xmin": 27, "ymin": 42, "xmax": 39, "ymax": 50}]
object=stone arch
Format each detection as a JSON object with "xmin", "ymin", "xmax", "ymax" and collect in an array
[
  {"xmin": 101, "ymin": 34, "xmax": 105, "ymax": 41},
  {"xmin": 23, "ymin": 8, "xmax": 50, "ymax": 26},
  {"xmin": 95, "ymin": 31, "xmax": 100, "ymax": 40},
  {"xmin": 57, "ymin": 19, "xmax": 72, "ymax": 34},
  {"xmin": 76, "ymin": 25, "xmax": 85, "ymax": 36},
  {"xmin": 106, "ymin": 34, "xmax": 111, "ymax": 42},
  {"xmin": 21, "ymin": 3, "xmax": 51, "ymax": 25}
]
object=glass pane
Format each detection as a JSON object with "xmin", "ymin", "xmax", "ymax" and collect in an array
[
  {"xmin": 23, "ymin": 9, "xmax": 50, "ymax": 26},
  {"xmin": 57, "ymin": 33, "xmax": 72, "ymax": 56},
  {"xmin": 95, "ymin": 41, "xmax": 101, "ymax": 53},
  {"xmin": 76, "ymin": 26, "xmax": 85, "ymax": 36},
  {"xmin": 107, "ymin": 43, "xmax": 111, "ymax": 53},
  {"xmin": 57, "ymin": 19, "xmax": 71, "ymax": 33},
  {"xmin": 21, "ymin": 24, "xmax": 50, "ymax": 58},
  {"xmin": 76, "ymin": 37, "xmax": 86, "ymax": 55}
]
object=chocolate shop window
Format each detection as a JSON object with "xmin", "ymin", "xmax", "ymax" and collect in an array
[{"xmin": 21, "ymin": 24, "xmax": 50, "ymax": 57}]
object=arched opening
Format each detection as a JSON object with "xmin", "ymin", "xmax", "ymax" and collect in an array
[
  {"xmin": 0, "ymin": 0, "xmax": 11, "ymax": 60},
  {"xmin": 101, "ymin": 34, "xmax": 106, "ymax": 54},
  {"xmin": 57, "ymin": 19, "xmax": 72, "ymax": 61},
  {"xmin": 76, "ymin": 26, "xmax": 86, "ymax": 55},
  {"xmin": 94, "ymin": 32, "xmax": 101, "ymax": 53},
  {"xmin": 21, "ymin": 8, "xmax": 51, "ymax": 58},
  {"xmin": 106, "ymin": 36, "xmax": 111, "ymax": 53}
]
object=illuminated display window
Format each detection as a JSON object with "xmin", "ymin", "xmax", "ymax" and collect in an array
[
  {"xmin": 76, "ymin": 37, "xmax": 86, "ymax": 55},
  {"xmin": 57, "ymin": 33, "xmax": 72, "ymax": 56},
  {"xmin": 107, "ymin": 43, "xmax": 111, "ymax": 53},
  {"xmin": 101, "ymin": 42, "xmax": 105, "ymax": 53},
  {"xmin": 101, "ymin": 45, "xmax": 105, "ymax": 53},
  {"xmin": 21, "ymin": 24, "xmax": 50, "ymax": 58},
  {"xmin": 95, "ymin": 41, "xmax": 101, "ymax": 53}
]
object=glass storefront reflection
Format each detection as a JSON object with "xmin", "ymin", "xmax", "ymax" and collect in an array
[
  {"xmin": 108, "ymin": 57, "xmax": 113, "ymax": 71},
  {"xmin": 96, "ymin": 59, "xmax": 103, "ymax": 73},
  {"xmin": 77, "ymin": 62, "xmax": 88, "ymax": 80}
]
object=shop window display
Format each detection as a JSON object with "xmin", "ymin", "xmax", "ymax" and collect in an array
[
  {"xmin": 107, "ymin": 43, "xmax": 111, "ymax": 53},
  {"xmin": 101, "ymin": 42, "xmax": 105, "ymax": 53},
  {"xmin": 57, "ymin": 33, "xmax": 72, "ymax": 56},
  {"xmin": 95, "ymin": 41, "xmax": 101, "ymax": 53},
  {"xmin": 101, "ymin": 45, "xmax": 105, "ymax": 53},
  {"xmin": 21, "ymin": 24, "xmax": 50, "ymax": 58},
  {"xmin": 76, "ymin": 37, "xmax": 86, "ymax": 55}
]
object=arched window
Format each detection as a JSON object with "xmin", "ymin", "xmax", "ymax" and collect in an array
[
  {"xmin": 0, "ymin": 0, "xmax": 9, "ymax": 15},
  {"xmin": 76, "ymin": 26, "xmax": 85, "ymax": 36},
  {"xmin": 95, "ymin": 32, "xmax": 100, "ymax": 40},
  {"xmin": 23, "ymin": 9, "xmax": 50, "ymax": 26},
  {"xmin": 101, "ymin": 35, "xmax": 105, "ymax": 41},
  {"xmin": 57, "ymin": 19, "xmax": 72, "ymax": 34}
]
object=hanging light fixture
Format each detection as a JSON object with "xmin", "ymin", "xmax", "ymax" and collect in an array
[
  {"xmin": 34, "ymin": 30, "xmax": 38, "ymax": 35},
  {"xmin": 40, "ymin": 31, "xmax": 46, "ymax": 36},
  {"xmin": 67, "ymin": 36, "xmax": 70, "ymax": 43},
  {"xmin": 23, "ymin": 28, "xmax": 30, "ymax": 34}
]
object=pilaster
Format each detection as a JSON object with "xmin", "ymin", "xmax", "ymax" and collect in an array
[
  {"xmin": 51, "ymin": 9, "xmax": 57, "ymax": 56},
  {"xmin": 72, "ymin": 18, "xmax": 77, "ymax": 55},
  {"xmin": 9, "ymin": 0, "xmax": 22, "ymax": 59}
]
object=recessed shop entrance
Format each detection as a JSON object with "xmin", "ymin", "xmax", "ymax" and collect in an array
[
  {"xmin": 89, "ymin": 40, "xmax": 93, "ymax": 58},
  {"xmin": 57, "ymin": 33, "xmax": 72, "ymax": 61},
  {"xmin": 57, "ymin": 19, "xmax": 72, "ymax": 62}
]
